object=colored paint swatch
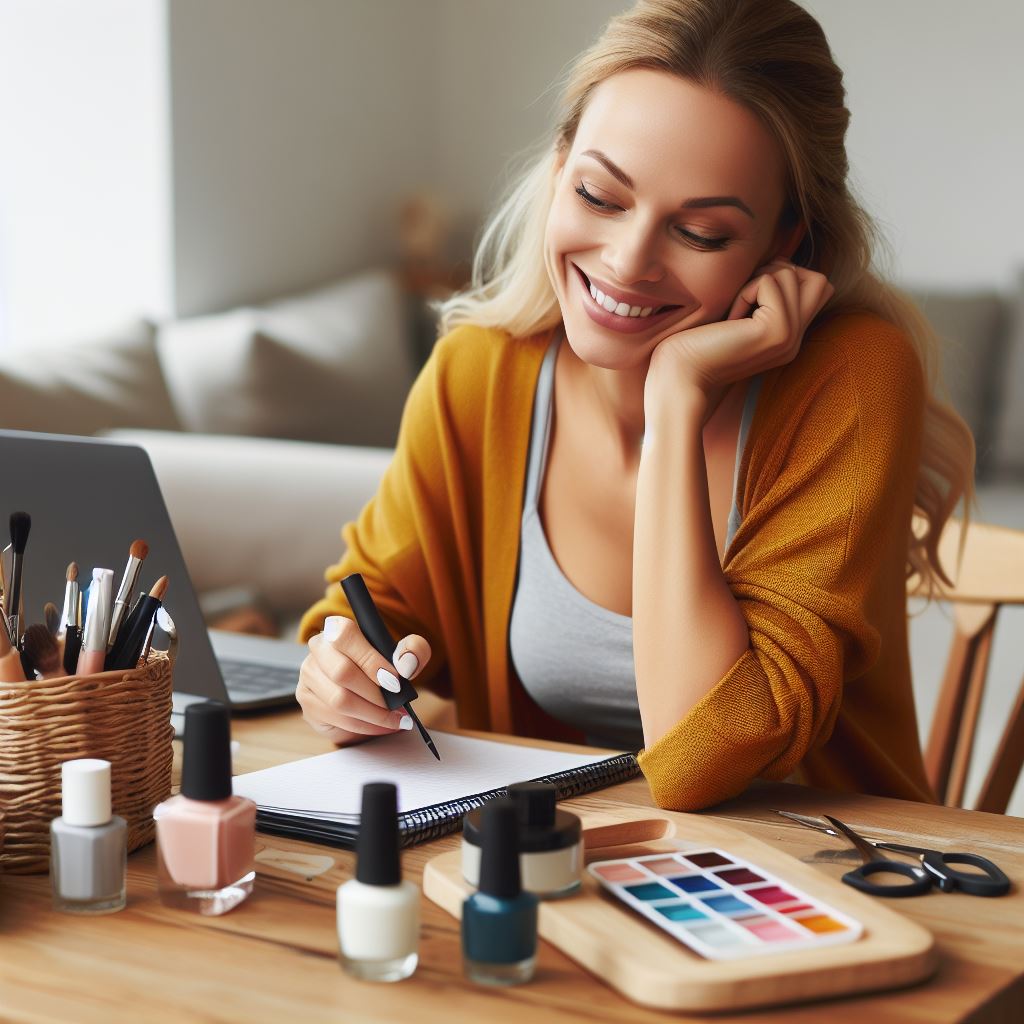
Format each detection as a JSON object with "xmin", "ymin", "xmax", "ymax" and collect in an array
[
  {"xmin": 795, "ymin": 914, "xmax": 848, "ymax": 934},
  {"xmin": 643, "ymin": 857, "xmax": 687, "ymax": 876},
  {"xmin": 625, "ymin": 882, "xmax": 675, "ymax": 901},
  {"xmin": 684, "ymin": 851, "xmax": 733, "ymax": 868},
  {"xmin": 700, "ymin": 894, "xmax": 755, "ymax": 916},
  {"xmin": 685, "ymin": 923, "xmax": 737, "ymax": 947},
  {"xmin": 670, "ymin": 875, "xmax": 721, "ymax": 894},
  {"xmin": 656, "ymin": 903, "xmax": 707, "ymax": 922},
  {"xmin": 748, "ymin": 885, "xmax": 799, "ymax": 905},
  {"xmin": 592, "ymin": 863, "xmax": 646, "ymax": 883},
  {"xmin": 715, "ymin": 867, "xmax": 763, "ymax": 885},
  {"xmin": 742, "ymin": 918, "xmax": 799, "ymax": 942}
]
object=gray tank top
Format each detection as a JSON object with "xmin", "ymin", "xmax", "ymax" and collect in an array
[{"xmin": 508, "ymin": 334, "xmax": 761, "ymax": 750}]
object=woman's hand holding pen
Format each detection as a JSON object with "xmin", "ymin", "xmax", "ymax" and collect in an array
[
  {"xmin": 297, "ymin": 615, "xmax": 433, "ymax": 745},
  {"xmin": 643, "ymin": 259, "xmax": 835, "ymax": 426}
]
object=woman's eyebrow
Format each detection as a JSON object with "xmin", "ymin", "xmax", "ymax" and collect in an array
[{"xmin": 580, "ymin": 148, "xmax": 756, "ymax": 219}]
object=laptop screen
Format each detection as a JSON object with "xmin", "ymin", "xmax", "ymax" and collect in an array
[{"xmin": 0, "ymin": 429, "xmax": 228, "ymax": 701}]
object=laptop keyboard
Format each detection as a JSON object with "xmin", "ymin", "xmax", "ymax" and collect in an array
[{"xmin": 219, "ymin": 658, "xmax": 299, "ymax": 699}]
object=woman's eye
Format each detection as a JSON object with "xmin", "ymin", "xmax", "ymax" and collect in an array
[
  {"xmin": 677, "ymin": 228, "xmax": 730, "ymax": 251},
  {"xmin": 574, "ymin": 183, "xmax": 615, "ymax": 210}
]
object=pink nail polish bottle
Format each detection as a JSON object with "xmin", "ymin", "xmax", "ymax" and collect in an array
[{"xmin": 154, "ymin": 701, "xmax": 256, "ymax": 915}]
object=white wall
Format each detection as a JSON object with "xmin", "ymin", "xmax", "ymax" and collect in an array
[
  {"xmin": 0, "ymin": 0, "xmax": 171, "ymax": 347},
  {"xmin": 802, "ymin": 0, "xmax": 1024, "ymax": 291},
  {"xmin": 166, "ymin": 0, "xmax": 437, "ymax": 317}
]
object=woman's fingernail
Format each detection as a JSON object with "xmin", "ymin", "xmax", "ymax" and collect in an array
[
  {"xmin": 398, "ymin": 715, "xmax": 414, "ymax": 731},
  {"xmin": 395, "ymin": 651, "xmax": 418, "ymax": 678},
  {"xmin": 376, "ymin": 667, "xmax": 401, "ymax": 693},
  {"xmin": 323, "ymin": 616, "xmax": 343, "ymax": 642}
]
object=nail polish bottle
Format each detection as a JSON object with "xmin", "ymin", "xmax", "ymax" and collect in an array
[
  {"xmin": 337, "ymin": 782, "xmax": 419, "ymax": 981},
  {"xmin": 462, "ymin": 798, "xmax": 539, "ymax": 986},
  {"xmin": 462, "ymin": 781, "xmax": 582, "ymax": 897},
  {"xmin": 154, "ymin": 701, "xmax": 256, "ymax": 915},
  {"xmin": 50, "ymin": 759, "xmax": 127, "ymax": 914}
]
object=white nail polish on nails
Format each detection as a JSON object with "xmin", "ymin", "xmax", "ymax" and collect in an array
[
  {"xmin": 323, "ymin": 616, "xmax": 343, "ymax": 642},
  {"xmin": 395, "ymin": 651, "xmax": 418, "ymax": 678},
  {"xmin": 377, "ymin": 668, "xmax": 401, "ymax": 693},
  {"xmin": 398, "ymin": 715, "xmax": 414, "ymax": 731}
]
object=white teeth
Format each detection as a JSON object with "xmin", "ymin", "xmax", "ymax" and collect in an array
[{"xmin": 587, "ymin": 278, "xmax": 661, "ymax": 319}]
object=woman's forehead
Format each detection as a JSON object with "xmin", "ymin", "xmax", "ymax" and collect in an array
[{"xmin": 572, "ymin": 68, "xmax": 786, "ymax": 215}]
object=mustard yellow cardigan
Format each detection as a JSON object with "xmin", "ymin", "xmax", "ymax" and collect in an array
[{"xmin": 299, "ymin": 311, "xmax": 937, "ymax": 809}]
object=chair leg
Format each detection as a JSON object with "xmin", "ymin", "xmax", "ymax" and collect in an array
[
  {"xmin": 975, "ymin": 671, "xmax": 1024, "ymax": 814},
  {"xmin": 946, "ymin": 620, "xmax": 994, "ymax": 808},
  {"xmin": 925, "ymin": 633, "xmax": 971, "ymax": 803}
]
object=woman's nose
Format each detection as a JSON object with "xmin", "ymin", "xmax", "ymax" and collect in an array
[{"xmin": 602, "ymin": 219, "xmax": 663, "ymax": 285}]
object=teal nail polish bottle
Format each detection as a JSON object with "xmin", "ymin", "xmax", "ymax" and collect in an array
[{"xmin": 461, "ymin": 798, "xmax": 539, "ymax": 986}]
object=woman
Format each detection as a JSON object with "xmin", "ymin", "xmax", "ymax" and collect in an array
[{"xmin": 296, "ymin": 0, "xmax": 974, "ymax": 810}]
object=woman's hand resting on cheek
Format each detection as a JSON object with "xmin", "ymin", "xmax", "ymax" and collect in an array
[
  {"xmin": 644, "ymin": 260, "xmax": 835, "ymax": 425},
  {"xmin": 296, "ymin": 615, "xmax": 432, "ymax": 745}
]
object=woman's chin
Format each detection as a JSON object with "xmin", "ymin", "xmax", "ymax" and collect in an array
[{"xmin": 562, "ymin": 320, "xmax": 655, "ymax": 370}]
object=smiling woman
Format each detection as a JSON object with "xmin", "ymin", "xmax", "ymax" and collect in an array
[{"xmin": 296, "ymin": 0, "xmax": 976, "ymax": 812}]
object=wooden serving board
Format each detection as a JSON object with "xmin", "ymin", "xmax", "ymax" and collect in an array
[{"xmin": 423, "ymin": 809, "xmax": 937, "ymax": 1013}]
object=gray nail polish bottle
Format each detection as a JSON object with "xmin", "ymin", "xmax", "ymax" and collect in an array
[{"xmin": 50, "ymin": 759, "xmax": 127, "ymax": 914}]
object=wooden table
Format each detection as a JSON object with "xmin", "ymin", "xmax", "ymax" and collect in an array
[{"xmin": 1, "ymin": 710, "xmax": 1023, "ymax": 1023}]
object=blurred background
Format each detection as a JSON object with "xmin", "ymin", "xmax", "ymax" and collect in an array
[{"xmin": 0, "ymin": 0, "xmax": 1021, "ymax": 811}]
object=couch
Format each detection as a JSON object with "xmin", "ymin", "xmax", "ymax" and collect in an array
[{"xmin": 3, "ymin": 265, "xmax": 1022, "ymax": 812}]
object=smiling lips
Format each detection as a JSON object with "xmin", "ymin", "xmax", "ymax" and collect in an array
[{"xmin": 572, "ymin": 264, "xmax": 683, "ymax": 333}]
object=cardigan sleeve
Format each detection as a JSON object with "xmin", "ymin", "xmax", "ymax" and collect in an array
[
  {"xmin": 297, "ymin": 345, "xmax": 453, "ymax": 698},
  {"xmin": 636, "ymin": 326, "xmax": 925, "ymax": 809}
]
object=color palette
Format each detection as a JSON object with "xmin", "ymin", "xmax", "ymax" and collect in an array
[{"xmin": 589, "ymin": 848, "xmax": 863, "ymax": 961}]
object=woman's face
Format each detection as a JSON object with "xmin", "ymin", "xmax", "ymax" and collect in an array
[{"xmin": 545, "ymin": 68, "xmax": 797, "ymax": 370}]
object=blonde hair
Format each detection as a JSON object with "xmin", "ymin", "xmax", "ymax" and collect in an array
[{"xmin": 436, "ymin": 0, "xmax": 975, "ymax": 596}]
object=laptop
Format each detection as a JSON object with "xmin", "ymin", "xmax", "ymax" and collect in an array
[{"xmin": 0, "ymin": 430, "xmax": 306, "ymax": 730}]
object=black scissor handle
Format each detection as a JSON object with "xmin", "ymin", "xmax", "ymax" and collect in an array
[
  {"xmin": 841, "ymin": 859, "xmax": 933, "ymax": 898},
  {"xmin": 922, "ymin": 851, "xmax": 1011, "ymax": 897},
  {"xmin": 876, "ymin": 843, "xmax": 1011, "ymax": 898}
]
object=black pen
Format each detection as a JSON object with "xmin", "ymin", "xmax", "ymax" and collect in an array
[{"xmin": 340, "ymin": 573, "xmax": 440, "ymax": 761}]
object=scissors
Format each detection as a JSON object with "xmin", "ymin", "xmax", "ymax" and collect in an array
[{"xmin": 776, "ymin": 810, "xmax": 1011, "ymax": 899}]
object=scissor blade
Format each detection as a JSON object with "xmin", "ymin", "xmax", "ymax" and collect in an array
[{"xmin": 775, "ymin": 810, "xmax": 839, "ymax": 835}]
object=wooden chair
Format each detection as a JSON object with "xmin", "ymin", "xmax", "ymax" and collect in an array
[{"xmin": 909, "ymin": 516, "xmax": 1024, "ymax": 813}]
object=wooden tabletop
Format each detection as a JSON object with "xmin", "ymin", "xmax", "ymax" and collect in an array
[{"xmin": 1, "ymin": 709, "xmax": 1022, "ymax": 1023}]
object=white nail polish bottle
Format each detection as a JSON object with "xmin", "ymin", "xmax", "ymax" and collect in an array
[{"xmin": 337, "ymin": 782, "xmax": 419, "ymax": 982}]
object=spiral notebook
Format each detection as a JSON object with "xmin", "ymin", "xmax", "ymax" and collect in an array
[{"xmin": 232, "ymin": 730, "xmax": 640, "ymax": 848}]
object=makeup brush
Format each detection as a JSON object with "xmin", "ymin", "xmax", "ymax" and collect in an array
[
  {"xmin": 22, "ymin": 623, "xmax": 63, "ymax": 679},
  {"xmin": 108, "ymin": 539, "xmax": 149, "ymax": 649},
  {"xmin": 0, "ymin": 616, "xmax": 26, "ymax": 682},
  {"xmin": 44, "ymin": 601, "xmax": 61, "ymax": 636},
  {"xmin": 6, "ymin": 512, "xmax": 31, "ymax": 644},
  {"xmin": 76, "ymin": 567, "xmax": 114, "ymax": 676},
  {"xmin": 59, "ymin": 563, "xmax": 79, "ymax": 640},
  {"xmin": 106, "ymin": 575, "xmax": 167, "ymax": 671}
]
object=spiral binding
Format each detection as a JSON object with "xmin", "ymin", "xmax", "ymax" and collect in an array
[{"xmin": 256, "ymin": 752, "xmax": 640, "ymax": 850}]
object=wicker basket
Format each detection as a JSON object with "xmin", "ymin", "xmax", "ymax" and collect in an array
[{"xmin": 0, "ymin": 654, "xmax": 174, "ymax": 874}]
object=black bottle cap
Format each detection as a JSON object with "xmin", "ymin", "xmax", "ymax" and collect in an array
[
  {"xmin": 508, "ymin": 782, "xmax": 556, "ymax": 828},
  {"xmin": 356, "ymin": 782, "xmax": 401, "ymax": 886},
  {"xmin": 180, "ymin": 701, "xmax": 232, "ymax": 801},
  {"xmin": 478, "ymin": 798, "xmax": 521, "ymax": 900}
]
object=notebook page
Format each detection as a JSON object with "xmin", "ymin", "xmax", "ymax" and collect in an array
[{"xmin": 233, "ymin": 731, "xmax": 619, "ymax": 821}]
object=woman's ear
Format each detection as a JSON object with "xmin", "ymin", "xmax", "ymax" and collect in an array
[{"xmin": 770, "ymin": 217, "xmax": 806, "ymax": 263}]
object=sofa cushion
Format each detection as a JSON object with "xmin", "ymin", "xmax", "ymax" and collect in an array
[
  {"xmin": 0, "ymin": 319, "xmax": 180, "ymax": 436},
  {"xmin": 157, "ymin": 269, "xmax": 416, "ymax": 448},
  {"xmin": 906, "ymin": 288, "xmax": 1007, "ymax": 477},
  {"xmin": 991, "ymin": 269, "xmax": 1024, "ymax": 479}
]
